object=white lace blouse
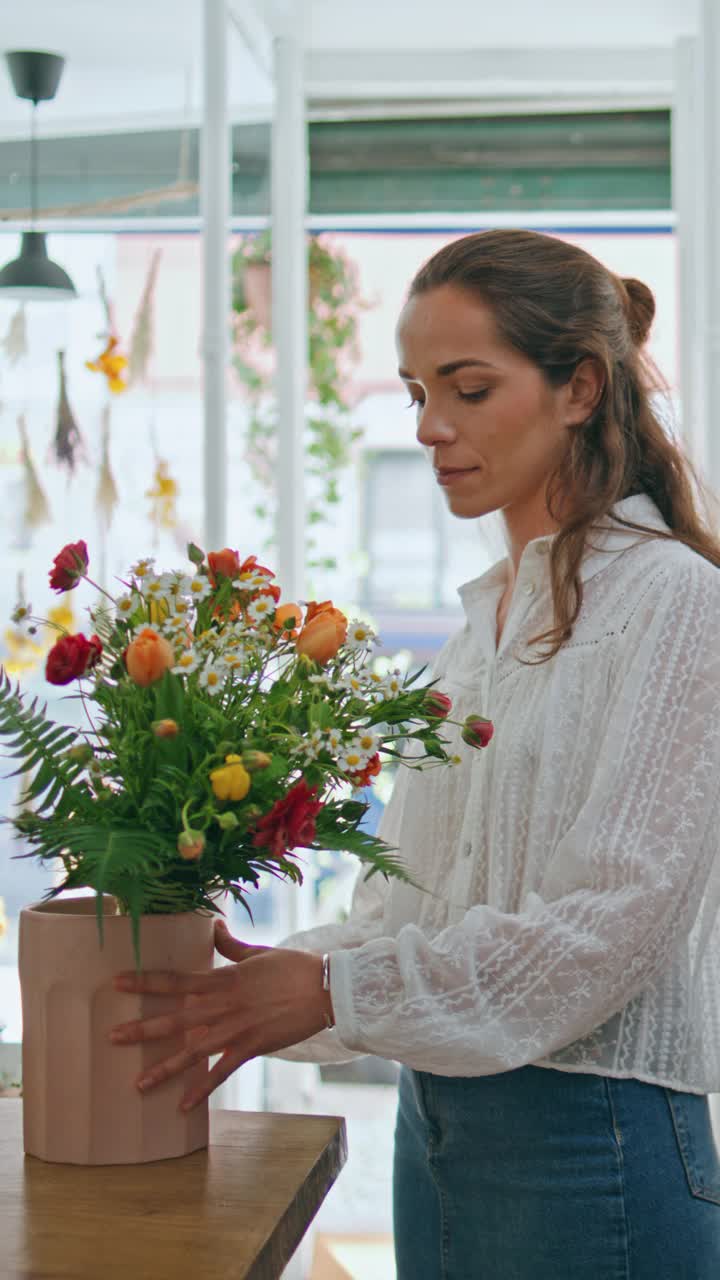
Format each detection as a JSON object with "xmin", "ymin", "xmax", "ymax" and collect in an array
[{"xmin": 274, "ymin": 493, "xmax": 720, "ymax": 1095}]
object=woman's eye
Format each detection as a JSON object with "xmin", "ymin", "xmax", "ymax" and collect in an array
[
  {"xmin": 458, "ymin": 388, "xmax": 490, "ymax": 403},
  {"xmin": 405, "ymin": 397, "xmax": 425, "ymax": 410}
]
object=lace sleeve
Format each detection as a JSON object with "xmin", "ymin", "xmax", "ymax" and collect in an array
[
  {"xmin": 266, "ymin": 757, "xmax": 412, "ymax": 1064},
  {"xmin": 328, "ymin": 558, "xmax": 720, "ymax": 1074}
]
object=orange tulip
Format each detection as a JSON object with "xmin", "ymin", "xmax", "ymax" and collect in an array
[
  {"xmin": 207, "ymin": 548, "xmax": 241, "ymax": 586},
  {"xmin": 125, "ymin": 628, "xmax": 174, "ymax": 687},
  {"xmin": 296, "ymin": 604, "xmax": 347, "ymax": 665},
  {"xmin": 273, "ymin": 602, "xmax": 302, "ymax": 638}
]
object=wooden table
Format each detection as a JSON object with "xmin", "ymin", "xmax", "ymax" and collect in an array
[{"xmin": 0, "ymin": 1098, "xmax": 347, "ymax": 1279}]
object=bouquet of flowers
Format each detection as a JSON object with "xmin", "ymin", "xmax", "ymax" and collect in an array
[{"xmin": 0, "ymin": 539, "xmax": 493, "ymax": 960}]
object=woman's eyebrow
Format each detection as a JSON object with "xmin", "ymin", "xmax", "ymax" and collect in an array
[{"xmin": 398, "ymin": 358, "xmax": 498, "ymax": 380}]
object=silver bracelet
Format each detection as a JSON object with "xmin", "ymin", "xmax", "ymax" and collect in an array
[{"xmin": 321, "ymin": 953, "xmax": 335, "ymax": 1029}]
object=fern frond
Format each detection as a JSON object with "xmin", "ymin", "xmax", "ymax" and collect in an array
[{"xmin": 0, "ymin": 668, "xmax": 85, "ymax": 813}]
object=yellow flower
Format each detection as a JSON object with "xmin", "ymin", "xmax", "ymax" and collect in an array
[
  {"xmin": 209, "ymin": 754, "xmax": 251, "ymax": 802},
  {"xmin": 85, "ymin": 336, "xmax": 128, "ymax": 394},
  {"xmin": 0, "ymin": 895, "xmax": 6, "ymax": 939}
]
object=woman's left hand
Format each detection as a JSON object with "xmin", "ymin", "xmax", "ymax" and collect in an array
[{"xmin": 108, "ymin": 919, "xmax": 334, "ymax": 1111}]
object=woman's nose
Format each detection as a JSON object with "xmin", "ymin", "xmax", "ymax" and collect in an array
[{"xmin": 415, "ymin": 403, "xmax": 456, "ymax": 448}]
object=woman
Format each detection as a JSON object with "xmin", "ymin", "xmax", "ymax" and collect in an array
[{"xmin": 111, "ymin": 230, "xmax": 720, "ymax": 1278}]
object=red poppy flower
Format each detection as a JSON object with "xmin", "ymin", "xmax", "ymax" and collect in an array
[
  {"xmin": 48, "ymin": 541, "xmax": 88, "ymax": 592},
  {"xmin": 45, "ymin": 633, "xmax": 102, "ymax": 686},
  {"xmin": 251, "ymin": 779, "xmax": 323, "ymax": 858}
]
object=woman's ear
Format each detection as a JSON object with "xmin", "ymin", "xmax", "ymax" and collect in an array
[{"xmin": 563, "ymin": 357, "xmax": 605, "ymax": 426}]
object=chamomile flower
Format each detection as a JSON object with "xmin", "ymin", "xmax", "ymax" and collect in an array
[
  {"xmin": 115, "ymin": 592, "xmax": 140, "ymax": 620},
  {"xmin": 383, "ymin": 669, "xmax": 404, "ymax": 697},
  {"xmin": 142, "ymin": 575, "xmax": 168, "ymax": 602},
  {"xmin": 301, "ymin": 728, "xmax": 327, "ymax": 760},
  {"xmin": 346, "ymin": 620, "xmax": 378, "ymax": 651},
  {"xmin": 167, "ymin": 595, "xmax": 192, "ymax": 619},
  {"xmin": 338, "ymin": 747, "xmax": 370, "ymax": 773},
  {"xmin": 352, "ymin": 728, "xmax": 378, "ymax": 755},
  {"xmin": 198, "ymin": 662, "xmax": 226, "ymax": 695},
  {"xmin": 156, "ymin": 571, "xmax": 185, "ymax": 596},
  {"xmin": 187, "ymin": 575, "xmax": 213, "ymax": 603},
  {"xmin": 234, "ymin": 572, "xmax": 270, "ymax": 592},
  {"xmin": 247, "ymin": 595, "xmax": 275, "ymax": 625},
  {"xmin": 308, "ymin": 673, "xmax": 337, "ymax": 688},
  {"xmin": 326, "ymin": 728, "xmax": 343, "ymax": 754},
  {"xmin": 172, "ymin": 649, "xmax": 200, "ymax": 676},
  {"xmin": 337, "ymin": 673, "xmax": 365, "ymax": 697},
  {"xmin": 130, "ymin": 557, "xmax": 155, "ymax": 581}
]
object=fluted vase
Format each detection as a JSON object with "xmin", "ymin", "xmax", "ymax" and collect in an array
[{"xmin": 19, "ymin": 894, "xmax": 215, "ymax": 1165}]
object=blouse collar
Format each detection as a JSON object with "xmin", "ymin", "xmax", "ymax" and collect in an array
[{"xmin": 457, "ymin": 493, "xmax": 671, "ymax": 618}]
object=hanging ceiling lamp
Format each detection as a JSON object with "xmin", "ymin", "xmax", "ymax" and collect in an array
[{"xmin": 0, "ymin": 50, "xmax": 76, "ymax": 301}]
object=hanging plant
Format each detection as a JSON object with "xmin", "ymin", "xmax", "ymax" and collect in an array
[
  {"xmin": 18, "ymin": 414, "xmax": 51, "ymax": 529},
  {"xmin": 51, "ymin": 351, "xmax": 85, "ymax": 474},
  {"xmin": 128, "ymin": 248, "xmax": 162, "ymax": 387},
  {"xmin": 2, "ymin": 304, "xmax": 28, "ymax": 365},
  {"xmin": 95, "ymin": 404, "xmax": 119, "ymax": 531},
  {"xmin": 231, "ymin": 231, "xmax": 368, "ymax": 578},
  {"xmin": 145, "ymin": 457, "xmax": 179, "ymax": 538}
]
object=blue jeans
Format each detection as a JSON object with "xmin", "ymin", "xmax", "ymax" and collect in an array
[{"xmin": 393, "ymin": 1063, "xmax": 720, "ymax": 1279}]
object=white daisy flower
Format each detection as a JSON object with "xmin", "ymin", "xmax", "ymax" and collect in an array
[
  {"xmin": 11, "ymin": 601, "xmax": 32, "ymax": 626},
  {"xmin": 346, "ymin": 620, "xmax": 378, "ymax": 651},
  {"xmin": 337, "ymin": 674, "xmax": 365, "ymax": 696},
  {"xmin": 384, "ymin": 669, "xmax": 404, "ymax": 696},
  {"xmin": 234, "ymin": 572, "xmax": 270, "ymax": 591},
  {"xmin": 326, "ymin": 728, "xmax": 343, "ymax": 753},
  {"xmin": 155, "ymin": 571, "xmax": 185, "ymax": 596},
  {"xmin": 172, "ymin": 649, "xmax": 200, "ymax": 676},
  {"xmin": 247, "ymin": 595, "xmax": 275, "ymax": 624},
  {"xmin": 130, "ymin": 557, "xmax": 155, "ymax": 580},
  {"xmin": 115, "ymin": 593, "xmax": 140, "ymax": 620},
  {"xmin": 352, "ymin": 728, "xmax": 378, "ymax": 755},
  {"xmin": 338, "ymin": 748, "xmax": 370, "ymax": 773},
  {"xmin": 187, "ymin": 575, "xmax": 213, "ymax": 602},
  {"xmin": 198, "ymin": 662, "xmax": 226, "ymax": 695},
  {"xmin": 167, "ymin": 595, "xmax": 192, "ymax": 619},
  {"xmin": 142, "ymin": 575, "xmax": 168, "ymax": 601}
]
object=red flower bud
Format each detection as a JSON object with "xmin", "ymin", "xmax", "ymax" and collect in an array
[
  {"xmin": 49, "ymin": 541, "xmax": 89, "ymax": 592},
  {"xmin": 424, "ymin": 690, "xmax": 453, "ymax": 719},
  {"xmin": 461, "ymin": 715, "xmax": 494, "ymax": 749}
]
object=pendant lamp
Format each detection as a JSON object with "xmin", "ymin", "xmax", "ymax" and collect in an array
[{"xmin": 0, "ymin": 50, "xmax": 76, "ymax": 301}]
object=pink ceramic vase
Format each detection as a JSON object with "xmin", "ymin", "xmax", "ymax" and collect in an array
[{"xmin": 19, "ymin": 894, "xmax": 215, "ymax": 1165}]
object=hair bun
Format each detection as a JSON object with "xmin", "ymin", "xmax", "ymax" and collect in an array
[{"xmin": 621, "ymin": 276, "xmax": 655, "ymax": 347}]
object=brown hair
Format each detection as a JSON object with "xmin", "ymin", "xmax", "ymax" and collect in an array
[{"xmin": 408, "ymin": 229, "xmax": 720, "ymax": 665}]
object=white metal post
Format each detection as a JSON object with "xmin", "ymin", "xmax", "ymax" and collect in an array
[
  {"xmin": 272, "ymin": 36, "xmax": 308, "ymax": 606},
  {"xmin": 672, "ymin": 37, "xmax": 707, "ymax": 478},
  {"xmin": 270, "ymin": 15, "xmax": 314, "ymax": 946},
  {"xmin": 201, "ymin": 0, "xmax": 230, "ymax": 551},
  {"xmin": 700, "ymin": 1, "xmax": 720, "ymax": 497}
]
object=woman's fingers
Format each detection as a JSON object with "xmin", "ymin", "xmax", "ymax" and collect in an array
[
  {"xmin": 180, "ymin": 1044, "xmax": 248, "ymax": 1111},
  {"xmin": 134, "ymin": 1017, "xmax": 240, "ymax": 1093},
  {"xmin": 112, "ymin": 966, "xmax": 235, "ymax": 996},
  {"xmin": 109, "ymin": 996, "xmax": 231, "ymax": 1045}
]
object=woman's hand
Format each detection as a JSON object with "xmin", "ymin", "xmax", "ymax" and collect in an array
[{"xmin": 108, "ymin": 919, "xmax": 335, "ymax": 1111}]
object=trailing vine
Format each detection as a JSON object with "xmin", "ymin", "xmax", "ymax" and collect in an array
[{"xmin": 231, "ymin": 230, "xmax": 369, "ymax": 578}]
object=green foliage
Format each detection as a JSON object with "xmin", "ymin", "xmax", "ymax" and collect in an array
[
  {"xmin": 231, "ymin": 232, "xmax": 371, "ymax": 581},
  {"xmin": 0, "ymin": 545, "xmax": 477, "ymax": 958}
]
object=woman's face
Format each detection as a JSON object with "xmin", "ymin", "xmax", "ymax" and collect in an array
[{"xmin": 396, "ymin": 284, "xmax": 583, "ymax": 523}]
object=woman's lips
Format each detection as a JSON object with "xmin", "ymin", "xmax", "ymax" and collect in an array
[{"xmin": 435, "ymin": 467, "xmax": 480, "ymax": 486}]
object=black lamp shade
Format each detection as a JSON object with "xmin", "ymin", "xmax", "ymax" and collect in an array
[
  {"xmin": 0, "ymin": 232, "xmax": 76, "ymax": 300},
  {"xmin": 5, "ymin": 51, "xmax": 65, "ymax": 103}
]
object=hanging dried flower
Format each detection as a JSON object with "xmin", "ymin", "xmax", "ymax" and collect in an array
[
  {"xmin": 95, "ymin": 404, "xmax": 119, "ymax": 531},
  {"xmin": 145, "ymin": 458, "xmax": 179, "ymax": 532},
  {"xmin": 51, "ymin": 351, "xmax": 84, "ymax": 474},
  {"xmin": 85, "ymin": 335, "xmax": 128, "ymax": 394},
  {"xmin": 18, "ymin": 414, "xmax": 51, "ymax": 529},
  {"xmin": 128, "ymin": 248, "xmax": 162, "ymax": 387},
  {"xmin": 2, "ymin": 304, "xmax": 28, "ymax": 365}
]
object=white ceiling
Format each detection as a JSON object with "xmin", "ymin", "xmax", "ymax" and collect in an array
[{"xmin": 0, "ymin": 0, "xmax": 703, "ymax": 141}]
